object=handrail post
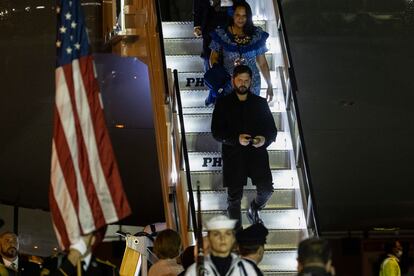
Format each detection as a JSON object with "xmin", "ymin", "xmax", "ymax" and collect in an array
[
  {"xmin": 173, "ymin": 69, "xmax": 199, "ymax": 236},
  {"xmin": 154, "ymin": 0, "xmax": 171, "ymax": 103}
]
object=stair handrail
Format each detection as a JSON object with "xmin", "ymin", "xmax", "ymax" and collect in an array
[
  {"xmin": 172, "ymin": 69, "xmax": 199, "ymax": 237},
  {"xmin": 272, "ymin": 0, "xmax": 319, "ymax": 236},
  {"xmin": 154, "ymin": 0, "xmax": 172, "ymax": 103}
]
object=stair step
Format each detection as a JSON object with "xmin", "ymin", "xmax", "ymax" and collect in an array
[
  {"xmin": 164, "ymin": 38, "xmax": 203, "ymax": 55},
  {"xmin": 192, "ymin": 189, "xmax": 295, "ymax": 211},
  {"xmin": 187, "ymin": 151, "xmax": 290, "ymax": 171},
  {"xmin": 182, "ymin": 100, "xmax": 285, "ymax": 115},
  {"xmin": 264, "ymin": 230, "xmax": 306, "ymax": 250},
  {"xmin": 183, "ymin": 113, "xmax": 283, "ymax": 133},
  {"xmin": 166, "ymin": 54, "xmax": 281, "ymax": 72},
  {"xmin": 166, "ymin": 55, "xmax": 204, "ymax": 72},
  {"xmin": 189, "ymin": 229, "xmax": 305, "ymax": 251},
  {"xmin": 164, "ymin": 37, "xmax": 282, "ymax": 56},
  {"xmin": 180, "ymin": 88, "xmax": 284, "ymax": 110},
  {"xmin": 175, "ymin": 71, "xmax": 281, "ymax": 91},
  {"xmin": 192, "ymin": 209, "xmax": 306, "ymax": 230},
  {"xmin": 188, "ymin": 170, "xmax": 299, "ymax": 190},
  {"xmin": 186, "ymin": 132, "xmax": 292, "ymax": 152},
  {"xmin": 259, "ymin": 251, "xmax": 297, "ymax": 273},
  {"xmin": 183, "ymin": 103, "xmax": 286, "ymax": 115},
  {"xmin": 162, "ymin": 22, "xmax": 194, "ymax": 38},
  {"xmin": 161, "ymin": 21, "xmax": 267, "ymax": 39}
]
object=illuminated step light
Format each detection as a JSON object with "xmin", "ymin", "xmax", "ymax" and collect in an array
[{"xmin": 115, "ymin": 124, "xmax": 125, "ymax": 129}]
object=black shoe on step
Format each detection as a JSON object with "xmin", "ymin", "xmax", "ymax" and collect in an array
[{"xmin": 247, "ymin": 201, "xmax": 263, "ymax": 225}]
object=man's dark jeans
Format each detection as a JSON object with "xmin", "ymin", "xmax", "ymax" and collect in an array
[{"xmin": 227, "ymin": 181, "xmax": 273, "ymax": 229}]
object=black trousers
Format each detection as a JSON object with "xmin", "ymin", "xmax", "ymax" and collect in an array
[{"xmin": 227, "ymin": 179, "xmax": 273, "ymax": 229}]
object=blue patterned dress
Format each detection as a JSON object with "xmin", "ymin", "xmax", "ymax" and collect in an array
[{"xmin": 209, "ymin": 26, "xmax": 269, "ymax": 96}]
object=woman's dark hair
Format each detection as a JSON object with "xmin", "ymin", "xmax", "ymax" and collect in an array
[
  {"xmin": 153, "ymin": 229, "xmax": 181, "ymax": 259},
  {"xmin": 229, "ymin": 1, "xmax": 255, "ymax": 36}
]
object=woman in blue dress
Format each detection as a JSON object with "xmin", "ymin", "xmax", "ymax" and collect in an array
[{"xmin": 208, "ymin": 1, "xmax": 273, "ymax": 104}]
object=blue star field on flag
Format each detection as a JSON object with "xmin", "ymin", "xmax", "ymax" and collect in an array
[{"xmin": 56, "ymin": 0, "xmax": 90, "ymax": 67}]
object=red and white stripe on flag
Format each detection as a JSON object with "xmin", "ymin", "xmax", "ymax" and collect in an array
[{"xmin": 50, "ymin": 55, "xmax": 131, "ymax": 250}]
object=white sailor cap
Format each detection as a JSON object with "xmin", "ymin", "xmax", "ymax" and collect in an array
[{"xmin": 205, "ymin": 215, "xmax": 237, "ymax": 231}]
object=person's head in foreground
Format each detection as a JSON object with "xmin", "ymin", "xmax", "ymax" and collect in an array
[
  {"xmin": 236, "ymin": 223, "xmax": 268, "ymax": 264},
  {"xmin": 153, "ymin": 229, "xmax": 182, "ymax": 259},
  {"xmin": 205, "ymin": 215, "xmax": 238, "ymax": 257},
  {"xmin": 0, "ymin": 231, "xmax": 19, "ymax": 261},
  {"xmin": 297, "ymin": 238, "xmax": 335, "ymax": 275},
  {"xmin": 384, "ymin": 240, "xmax": 403, "ymax": 259}
]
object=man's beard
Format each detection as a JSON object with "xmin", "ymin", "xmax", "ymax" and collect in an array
[
  {"xmin": 2, "ymin": 247, "xmax": 18, "ymax": 259},
  {"xmin": 235, "ymin": 85, "xmax": 249, "ymax": 95}
]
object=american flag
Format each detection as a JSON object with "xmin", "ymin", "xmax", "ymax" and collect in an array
[{"xmin": 50, "ymin": 0, "xmax": 131, "ymax": 250}]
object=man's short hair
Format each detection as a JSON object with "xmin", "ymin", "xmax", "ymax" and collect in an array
[
  {"xmin": 233, "ymin": 65, "xmax": 252, "ymax": 79},
  {"xmin": 153, "ymin": 229, "xmax": 181, "ymax": 259},
  {"xmin": 298, "ymin": 238, "xmax": 332, "ymax": 265},
  {"xmin": 0, "ymin": 231, "xmax": 17, "ymax": 240}
]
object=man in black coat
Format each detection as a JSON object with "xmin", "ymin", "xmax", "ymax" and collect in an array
[
  {"xmin": 193, "ymin": 0, "xmax": 231, "ymax": 59},
  {"xmin": 211, "ymin": 65, "xmax": 277, "ymax": 229}
]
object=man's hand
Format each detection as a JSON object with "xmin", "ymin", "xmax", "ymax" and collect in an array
[
  {"xmin": 68, "ymin": 233, "xmax": 95, "ymax": 266},
  {"xmin": 193, "ymin": 26, "xmax": 202, "ymax": 37},
  {"xmin": 252, "ymin": 136, "xmax": 265, "ymax": 148},
  {"xmin": 67, "ymin": 248, "xmax": 82, "ymax": 267},
  {"xmin": 266, "ymin": 86, "xmax": 273, "ymax": 102},
  {"xmin": 239, "ymin": 134, "xmax": 251, "ymax": 146}
]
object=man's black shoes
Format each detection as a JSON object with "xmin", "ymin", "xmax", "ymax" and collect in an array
[{"xmin": 247, "ymin": 201, "xmax": 263, "ymax": 224}]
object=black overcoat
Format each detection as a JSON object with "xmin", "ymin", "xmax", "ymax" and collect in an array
[
  {"xmin": 0, "ymin": 256, "xmax": 41, "ymax": 276},
  {"xmin": 211, "ymin": 92, "xmax": 277, "ymax": 188},
  {"xmin": 193, "ymin": 0, "xmax": 229, "ymax": 58}
]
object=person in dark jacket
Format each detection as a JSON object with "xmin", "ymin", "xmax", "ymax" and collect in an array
[
  {"xmin": 211, "ymin": 64, "xmax": 277, "ymax": 229},
  {"xmin": 236, "ymin": 223, "xmax": 268, "ymax": 276},
  {"xmin": 193, "ymin": 0, "xmax": 233, "ymax": 106},
  {"xmin": 297, "ymin": 238, "xmax": 335, "ymax": 276},
  {"xmin": 0, "ymin": 231, "xmax": 41, "ymax": 276},
  {"xmin": 42, "ymin": 233, "xmax": 118, "ymax": 276},
  {"xmin": 193, "ymin": 0, "xmax": 232, "ymax": 59}
]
